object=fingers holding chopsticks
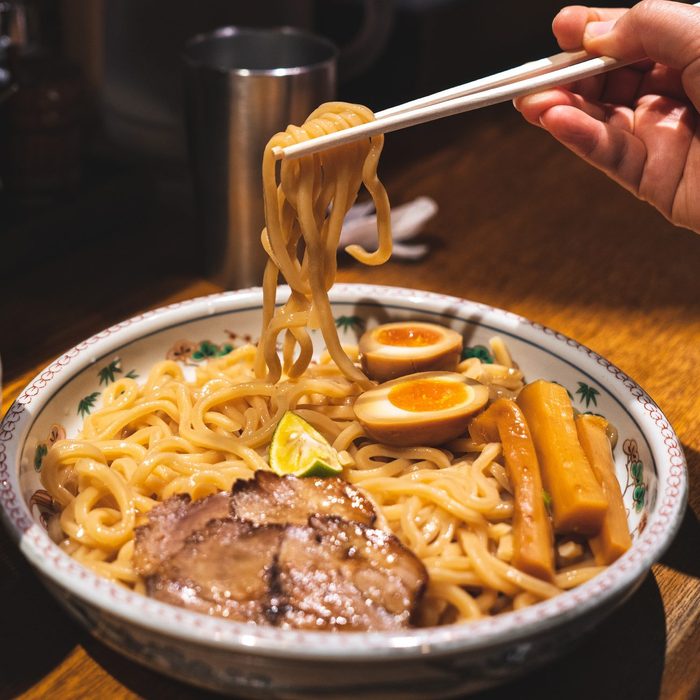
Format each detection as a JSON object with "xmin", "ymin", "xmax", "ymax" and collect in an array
[
  {"xmin": 512, "ymin": 8, "xmax": 635, "ymax": 123},
  {"xmin": 514, "ymin": 87, "xmax": 634, "ymax": 131},
  {"xmin": 583, "ymin": 1, "xmax": 700, "ymax": 89},
  {"xmin": 518, "ymin": 1, "xmax": 700, "ymax": 114},
  {"xmin": 514, "ymin": 1, "xmax": 700, "ymax": 232},
  {"xmin": 551, "ymin": 6, "xmax": 628, "ymax": 52}
]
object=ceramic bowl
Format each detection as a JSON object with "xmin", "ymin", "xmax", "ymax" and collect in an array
[{"xmin": 0, "ymin": 284, "xmax": 687, "ymax": 699}]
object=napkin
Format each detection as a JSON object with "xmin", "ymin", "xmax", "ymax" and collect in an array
[{"xmin": 340, "ymin": 196, "xmax": 437, "ymax": 260}]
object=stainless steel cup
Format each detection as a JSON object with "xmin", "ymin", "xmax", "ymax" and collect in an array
[{"xmin": 183, "ymin": 27, "xmax": 337, "ymax": 289}]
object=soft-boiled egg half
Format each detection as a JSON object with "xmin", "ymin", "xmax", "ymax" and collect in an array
[
  {"xmin": 353, "ymin": 371, "xmax": 489, "ymax": 446},
  {"xmin": 358, "ymin": 321, "xmax": 463, "ymax": 382}
]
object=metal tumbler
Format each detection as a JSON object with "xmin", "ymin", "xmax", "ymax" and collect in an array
[{"xmin": 183, "ymin": 27, "xmax": 337, "ymax": 289}]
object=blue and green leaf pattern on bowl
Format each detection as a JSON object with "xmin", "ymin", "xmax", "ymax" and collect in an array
[
  {"xmin": 78, "ymin": 357, "xmax": 140, "ymax": 417},
  {"xmin": 335, "ymin": 315, "xmax": 366, "ymax": 334}
]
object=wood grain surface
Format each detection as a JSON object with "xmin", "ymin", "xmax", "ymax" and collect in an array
[{"xmin": 1, "ymin": 103, "xmax": 698, "ymax": 700}]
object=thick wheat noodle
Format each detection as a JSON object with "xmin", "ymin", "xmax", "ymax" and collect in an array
[
  {"xmin": 39, "ymin": 101, "xmax": 613, "ymax": 625},
  {"xmin": 255, "ymin": 102, "xmax": 391, "ymax": 387},
  {"xmin": 41, "ymin": 340, "xmax": 606, "ymax": 622}
]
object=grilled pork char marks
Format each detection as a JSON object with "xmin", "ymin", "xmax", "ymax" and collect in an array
[
  {"xmin": 230, "ymin": 470, "xmax": 376, "ymax": 526},
  {"xmin": 135, "ymin": 472, "xmax": 428, "ymax": 630},
  {"xmin": 134, "ymin": 491, "xmax": 230, "ymax": 576},
  {"xmin": 277, "ymin": 516, "xmax": 428, "ymax": 630},
  {"xmin": 148, "ymin": 518, "xmax": 284, "ymax": 624}
]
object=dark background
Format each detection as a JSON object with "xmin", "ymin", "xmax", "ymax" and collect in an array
[{"xmin": 0, "ymin": 0, "xmax": 635, "ymax": 383}]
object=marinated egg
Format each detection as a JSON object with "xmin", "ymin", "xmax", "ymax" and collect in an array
[
  {"xmin": 358, "ymin": 321, "xmax": 463, "ymax": 382},
  {"xmin": 353, "ymin": 371, "xmax": 489, "ymax": 446}
]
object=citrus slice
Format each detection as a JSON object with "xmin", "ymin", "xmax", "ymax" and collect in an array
[{"xmin": 269, "ymin": 411, "xmax": 343, "ymax": 478}]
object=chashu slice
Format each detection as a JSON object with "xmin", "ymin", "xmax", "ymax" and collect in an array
[
  {"xmin": 230, "ymin": 470, "xmax": 377, "ymax": 527},
  {"xmin": 134, "ymin": 491, "xmax": 230, "ymax": 576},
  {"xmin": 147, "ymin": 518, "xmax": 284, "ymax": 624},
  {"xmin": 276, "ymin": 515, "xmax": 428, "ymax": 631}
]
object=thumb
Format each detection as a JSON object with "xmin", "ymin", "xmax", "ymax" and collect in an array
[{"xmin": 583, "ymin": 0, "xmax": 700, "ymax": 106}]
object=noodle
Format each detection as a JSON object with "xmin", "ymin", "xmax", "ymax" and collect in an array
[
  {"xmin": 41, "ymin": 342, "xmax": 605, "ymax": 622},
  {"xmin": 255, "ymin": 102, "xmax": 391, "ymax": 388},
  {"xmin": 39, "ymin": 101, "xmax": 611, "ymax": 625}
]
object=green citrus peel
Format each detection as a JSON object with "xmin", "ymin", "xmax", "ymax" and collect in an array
[{"xmin": 269, "ymin": 411, "xmax": 343, "ymax": 478}]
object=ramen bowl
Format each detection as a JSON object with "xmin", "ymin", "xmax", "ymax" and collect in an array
[{"xmin": 0, "ymin": 284, "xmax": 687, "ymax": 699}]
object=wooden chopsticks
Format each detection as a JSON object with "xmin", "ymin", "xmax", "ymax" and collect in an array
[
  {"xmin": 271, "ymin": 49, "xmax": 627, "ymax": 161},
  {"xmin": 271, "ymin": 1, "xmax": 700, "ymax": 160},
  {"xmin": 374, "ymin": 49, "xmax": 592, "ymax": 120}
]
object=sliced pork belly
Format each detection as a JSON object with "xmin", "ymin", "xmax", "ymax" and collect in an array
[
  {"xmin": 135, "ymin": 472, "xmax": 428, "ymax": 630},
  {"xmin": 134, "ymin": 491, "xmax": 230, "ymax": 576},
  {"xmin": 147, "ymin": 518, "xmax": 284, "ymax": 624},
  {"xmin": 230, "ymin": 470, "xmax": 376, "ymax": 527},
  {"xmin": 276, "ymin": 516, "xmax": 427, "ymax": 630}
]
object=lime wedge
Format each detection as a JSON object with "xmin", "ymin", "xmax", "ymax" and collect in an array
[{"xmin": 269, "ymin": 411, "xmax": 343, "ymax": 478}]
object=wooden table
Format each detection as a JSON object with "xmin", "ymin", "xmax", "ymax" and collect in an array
[{"xmin": 1, "ymin": 103, "xmax": 699, "ymax": 699}]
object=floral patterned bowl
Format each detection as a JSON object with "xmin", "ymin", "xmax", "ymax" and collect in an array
[{"xmin": 0, "ymin": 285, "xmax": 687, "ymax": 699}]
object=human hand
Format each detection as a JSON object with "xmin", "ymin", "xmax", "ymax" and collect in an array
[{"xmin": 514, "ymin": 0, "xmax": 700, "ymax": 233}]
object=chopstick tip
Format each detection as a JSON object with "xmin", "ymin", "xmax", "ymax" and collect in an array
[{"xmin": 271, "ymin": 145, "xmax": 285, "ymax": 160}]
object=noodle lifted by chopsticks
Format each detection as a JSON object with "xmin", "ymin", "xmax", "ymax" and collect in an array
[{"xmin": 256, "ymin": 102, "xmax": 392, "ymax": 388}]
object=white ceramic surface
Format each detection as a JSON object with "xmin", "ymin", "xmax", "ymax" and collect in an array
[{"xmin": 0, "ymin": 284, "xmax": 687, "ymax": 699}]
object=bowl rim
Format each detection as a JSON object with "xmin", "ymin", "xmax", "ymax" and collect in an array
[{"xmin": 0, "ymin": 283, "xmax": 688, "ymax": 660}]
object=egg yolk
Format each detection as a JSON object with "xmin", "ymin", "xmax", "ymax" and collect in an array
[
  {"xmin": 375, "ymin": 326, "xmax": 442, "ymax": 347},
  {"xmin": 388, "ymin": 379, "xmax": 468, "ymax": 412}
]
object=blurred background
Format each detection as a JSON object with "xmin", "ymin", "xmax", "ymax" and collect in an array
[
  {"xmin": 0, "ymin": 0, "xmax": 632, "ymax": 378},
  {"xmin": 4, "ymin": 7, "xmax": 700, "ymax": 699}
]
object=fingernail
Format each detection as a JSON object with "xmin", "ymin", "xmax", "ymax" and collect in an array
[{"xmin": 584, "ymin": 19, "xmax": 615, "ymax": 40}]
